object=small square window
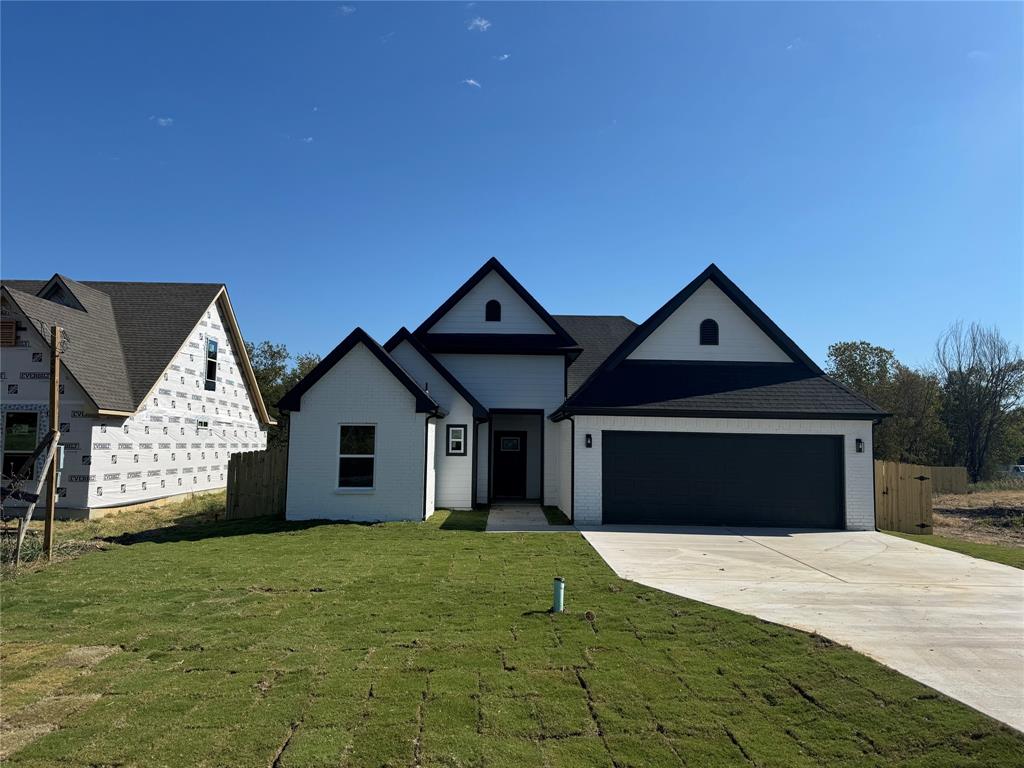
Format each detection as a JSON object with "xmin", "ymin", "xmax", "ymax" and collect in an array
[{"xmin": 446, "ymin": 424, "xmax": 467, "ymax": 457}]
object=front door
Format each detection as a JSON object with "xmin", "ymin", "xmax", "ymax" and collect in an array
[{"xmin": 492, "ymin": 430, "xmax": 527, "ymax": 499}]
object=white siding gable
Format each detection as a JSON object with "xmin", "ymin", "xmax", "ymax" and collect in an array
[
  {"xmin": 629, "ymin": 281, "xmax": 792, "ymax": 363},
  {"xmin": 286, "ymin": 342, "xmax": 428, "ymax": 522},
  {"xmin": 429, "ymin": 271, "xmax": 554, "ymax": 335}
]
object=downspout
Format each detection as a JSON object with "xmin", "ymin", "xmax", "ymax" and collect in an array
[
  {"xmin": 471, "ymin": 416, "xmax": 486, "ymax": 510},
  {"xmin": 569, "ymin": 416, "xmax": 575, "ymax": 524},
  {"xmin": 422, "ymin": 414, "xmax": 435, "ymax": 521}
]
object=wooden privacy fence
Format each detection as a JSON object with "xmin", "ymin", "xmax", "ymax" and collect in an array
[
  {"xmin": 225, "ymin": 447, "xmax": 287, "ymax": 520},
  {"xmin": 874, "ymin": 460, "xmax": 933, "ymax": 534},
  {"xmin": 928, "ymin": 466, "xmax": 969, "ymax": 494}
]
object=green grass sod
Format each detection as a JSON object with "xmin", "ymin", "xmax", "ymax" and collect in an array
[{"xmin": 2, "ymin": 507, "xmax": 1021, "ymax": 767}]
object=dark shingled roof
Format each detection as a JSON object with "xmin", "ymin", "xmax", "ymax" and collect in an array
[
  {"xmin": 3, "ymin": 276, "xmax": 230, "ymax": 413},
  {"xmin": 555, "ymin": 361, "xmax": 885, "ymax": 419},
  {"xmin": 553, "ymin": 315, "xmax": 638, "ymax": 395},
  {"xmin": 551, "ymin": 265, "xmax": 886, "ymax": 421}
]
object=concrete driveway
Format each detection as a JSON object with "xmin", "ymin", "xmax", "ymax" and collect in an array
[{"xmin": 581, "ymin": 527, "xmax": 1024, "ymax": 731}]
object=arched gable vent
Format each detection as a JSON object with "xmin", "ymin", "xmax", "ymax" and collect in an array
[
  {"xmin": 699, "ymin": 318, "xmax": 719, "ymax": 346},
  {"xmin": 485, "ymin": 300, "xmax": 501, "ymax": 322}
]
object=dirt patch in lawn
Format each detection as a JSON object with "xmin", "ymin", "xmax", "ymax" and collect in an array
[
  {"xmin": 933, "ymin": 491, "xmax": 1024, "ymax": 547},
  {"xmin": 0, "ymin": 644, "xmax": 118, "ymax": 759}
]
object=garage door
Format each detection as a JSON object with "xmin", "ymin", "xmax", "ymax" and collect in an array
[{"xmin": 602, "ymin": 431, "xmax": 844, "ymax": 528}]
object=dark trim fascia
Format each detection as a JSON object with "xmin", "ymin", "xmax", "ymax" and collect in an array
[
  {"xmin": 277, "ymin": 327, "xmax": 443, "ymax": 415},
  {"xmin": 445, "ymin": 423, "xmax": 468, "ymax": 456},
  {"xmin": 550, "ymin": 407, "xmax": 888, "ymax": 422},
  {"xmin": 560, "ymin": 264, "xmax": 828, "ymax": 412},
  {"xmin": 384, "ymin": 327, "xmax": 488, "ymax": 418},
  {"xmin": 489, "ymin": 408, "xmax": 545, "ymax": 416},
  {"xmin": 416, "ymin": 333, "xmax": 582, "ymax": 357},
  {"xmin": 412, "ymin": 256, "xmax": 578, "ymax": 346}
]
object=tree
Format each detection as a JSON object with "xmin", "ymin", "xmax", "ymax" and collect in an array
[
  {"xmin": 245, "ymin": 340, "xmax": 320, "ymax": 446},
  {"xmin": 935, "ymin": 322, "xmax": 1024, "ymax": 481},
  {"xmin": 826, "ymin": 341, "xmax": 948, "ymax": 463}
]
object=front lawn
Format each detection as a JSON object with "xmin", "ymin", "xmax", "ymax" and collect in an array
[{"xmin": 3, "ymin": 507, "xmax": 1022, "ymax": 767}]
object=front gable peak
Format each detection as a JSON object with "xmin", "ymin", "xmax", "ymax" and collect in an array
[{"xmin": 414, "ymin": 258, "xmax": 575, "ymax": 344}]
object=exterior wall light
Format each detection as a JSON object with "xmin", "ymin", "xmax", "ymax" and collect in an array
[
  {"xmin": 856, "ymin": 438, "xmax": 865, "ymax": 453},
  {"xmin": 585, "ymin": 434, "xmax": 593, "ymax": 448}
]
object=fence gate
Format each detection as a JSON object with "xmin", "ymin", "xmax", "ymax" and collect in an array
[
  {"xmin": 873, "ymin": 460, "xmax": 933, "ymax": 534},
  {"xmin": 225, "ymin": 447, "xmax": 288, "ymax": 520}
]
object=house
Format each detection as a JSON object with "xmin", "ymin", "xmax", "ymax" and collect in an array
[
  {"xmin": 279, "ymin": 259, "xmax": 885, "ymax": 528},
  {"xmin": 1, "ymin": 274, "xmax": 274, "ymax": 518}
]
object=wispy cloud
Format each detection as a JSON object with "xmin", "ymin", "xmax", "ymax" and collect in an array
[
  {"xmin": 148, "ymin": 115, "xmax": 174, "ymax": 127},
  {"xmin": 461, "ymin": 79, "xmax": 481, "ymax": 89},
  {"xmin": 379, "ymin": 31, "xmax": 395, "ymax": 44},
  {"xmin": 495, "ymin": 53, "xmax": 511, "ymax": 62},
  {"xmin": 337, "ymin": 4, "xmax": 356, "ymax": 16},
  {"xmin": 300, "ymin": 137, "xmax": 314, "ymax": 144},
  {"xmin": 466, "ymin": 17, "xmax": 491, "ymax": 32},
  {"xmin": 785, "ymin": 36, "xmax": 805, "ymax": 52},
  {"xmin": 967, "ymin": 49, "xmax": 991, "ymax": 61},
  {"xmin": 312, "ymin": 106, "xmax": 319, "ymax": 112}
]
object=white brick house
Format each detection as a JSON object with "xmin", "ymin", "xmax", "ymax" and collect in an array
[
  {"xmin": 280, "ymin": 259, "xmax": 885, "ymax": 528},
  {"xmin": 1, "ymin": 274, "xmax": 273, "ymax": 518}
]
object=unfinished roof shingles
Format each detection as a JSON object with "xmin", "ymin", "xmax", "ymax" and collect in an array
[{"xmin": 3, "ymin": 277, "xmax": 224, "ymax": 413}]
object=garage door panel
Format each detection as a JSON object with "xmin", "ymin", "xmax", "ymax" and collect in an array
[{"xmin": 602, "ymin": 432, "xmax": 843, "ymax": 528}]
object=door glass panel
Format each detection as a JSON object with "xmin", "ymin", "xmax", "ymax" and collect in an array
[{"xmin": 500, "ymin": 437, "xmax": 520, "ymax": 452}]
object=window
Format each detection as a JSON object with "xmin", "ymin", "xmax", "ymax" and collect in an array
[
  {"xmin": 500, "ymin": 436, "xmax": 521, "ymax": 452},
  {"xmin": 446, "ymin": 424, "xmax": 467, "ymax": 456},
  {"xmin": 0, "ymin": 318, "xmax": 16, "ymax": 347},
  {"xmin": 3, "ymin": 412, "xmax": 39, "ymax": 480},
  {"xmin": 485, "ymin": 300, "xmax": 501, "ymax": 322},
  {"xmin": 205, "ymin": 338, "xmax": 218, "ymax": 391},
  {"xmin": 338, "ymin": 425, "xmax": 375, "ymax": 489},
  {"xmin": 699, "ymin": 318, "xmax": 719, "ymax": 346}
]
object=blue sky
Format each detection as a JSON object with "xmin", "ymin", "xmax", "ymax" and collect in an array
[{"xmin": 2, "ymin": 1, "xmax": 1020, "ymax": 369}]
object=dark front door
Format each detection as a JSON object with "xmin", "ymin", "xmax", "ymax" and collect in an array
[
  {"xmin": 492, "ymin": 430, "xmax": 528, "ymax": 499},
  {"xmin": 602, "ymin": 431, "xmax": 844, "ymax": 528}
]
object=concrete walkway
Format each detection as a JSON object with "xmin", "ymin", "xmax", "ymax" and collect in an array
[
  {"xmin": 485, "ymin": 505, "xmax": 554, "ymax": 532},
  {"xmin": 581, "ymin": 526, "xmax": 1024, "ymax": 731}
]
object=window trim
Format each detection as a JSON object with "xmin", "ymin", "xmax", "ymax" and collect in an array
[
  {"xmin": 445, "ymin": 424, "xmax": 468, "ymax": 457},
  {"xmin": 337, "ymin": 423, "xmax": 376, "ymax": 492},
  {"xmin": 485, "ymin": 299, "xmax": 501, "ymax": 322},
  {"xmin": 205, "ymin": 337, "xmax": 218, "ymax": 391},
  {"xmin": 699, "ymin": 318, "xmax": 719, "ymax": 346}
]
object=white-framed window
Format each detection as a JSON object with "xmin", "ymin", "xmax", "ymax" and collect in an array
[
  {"xmin": 338, "ymin": 424, "xmax": 375, "ymax": 489},
  {"xmin": 446, "ymin": 424, "xmax": 467, "ymax": 457}
]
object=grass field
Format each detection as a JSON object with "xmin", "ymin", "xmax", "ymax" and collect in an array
[{"xmin": 3, "ymin": 504, "xmax": 1023, "ymax": 767}]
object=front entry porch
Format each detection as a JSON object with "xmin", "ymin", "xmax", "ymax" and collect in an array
[{"xmin": 487, "ymin": 410, "xmax": 544, "ymax": 503}]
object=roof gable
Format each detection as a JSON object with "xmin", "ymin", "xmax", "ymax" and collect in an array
[
  {"xmin": 557, "ymin": 265, "xmax": 828, "ymax": 415},
  {"xmin": 384, "ymin": 328, "xmax": 488, "ymax": 418},
  {"xmin": 1, "ymin": 277, "xmax": 274, "ymax": 425},
  {"xmin": 277, "ymin": 327, "xmax": 443, "ymax": 414},
  {"xmin": 628, "ymin": 280, "xmax": 792, "ymax": 363},
  {"xmin": 3, "ymin": 282, "xmax": 135, "ymax": 412},
  {"xmin": 414, "ymin": 257, "xmax": 576, "ymax": 345}
]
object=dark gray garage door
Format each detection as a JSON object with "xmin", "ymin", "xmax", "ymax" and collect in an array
[{"xmin": 602, "ymin": 432, "xmax": 844, "ymax": 528}]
